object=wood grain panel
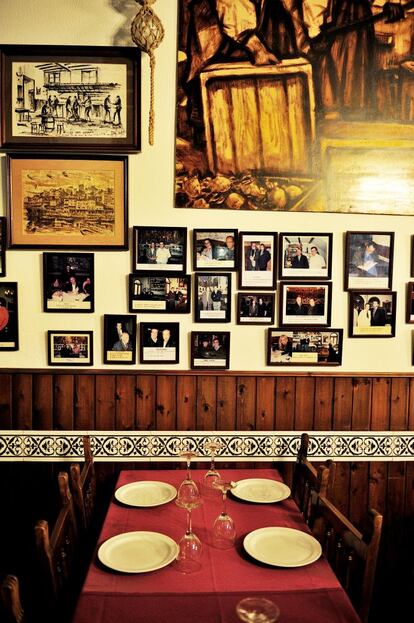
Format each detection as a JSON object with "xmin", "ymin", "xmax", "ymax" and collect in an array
[
  {"xmin": 236, "ymin": 377, "xmax": 256, "ymax": 430},
  {"xmin": 196, "ymin": 376, "xmax": 217, "ymax": 431},
  {"xmin": 294, "ymin": 377, "xmax": 315, "ymax": 431},
  {"xmin": 12, "ymin": 374, "xmax": 33, "ymax": 429},
  {"xmin": 216, "ymin": 376, "xmax": 237, "ymax": 430},
  {"xmin": 136, "ymin": 375, "xmax": 156, "ymax": 430},
  {"xmin": 390, "ymin": 377, "xmax": 409, "ymax": 430},
  {"xmin": 95, "ymin": 375, "xmax": 116, "ymax": 431},
  {"xmin": 156, "ymin": 376, "xmax": 177, "ymax": 430},
  {"xmin": 115, "ymin": 375, "xmax": 136, "ymax": 431},
  {"xmin": 369, "ymin": 379, "xmax": 391, "ymax": 519},
  {"xmin": 53, "ymin": 375, "xmax": 74, "ymax": 430},
  {"xmin": 274, "ymin": 377, "xmax": 295, "ymax": 430},
  {"xmin": 0, "ymin": 374, "xmax": 12, "ymax": 429},
  {"xmin": 255, "ymin": 377, "xmax": 275, "ymax": 431},
  {"xmin": 74, "ymin": 375, "xmax": 95, "ymax": 430},
  {"xmin": 33, "ymin": 374, "xmax": 53, "ymax": 430},
  {"xmin": 313, "ymin": 377, "xmax": 334, "ymax": 430},
  {"xmin": 349, "ymin": 379, "xmax": 372, "ymax": 526},
  {"xmin": 331, "ymin": 378, "xmax": 353, "ymax": 512}
]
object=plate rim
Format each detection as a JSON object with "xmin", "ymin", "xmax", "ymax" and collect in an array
[
  {"xmin": 232, "ymin": 478, "xmax": 291, "ymax": 503},
  {"xmin": 243, "ymin": 526, "xmax": 322, "ymax": 567},
  {"xmin": 98, "ymin": 530, "xmax": 179, "ymax": 573},
  {"xmin": 114, "ymin": 480, "xmax": 177, "ymax": 507}
]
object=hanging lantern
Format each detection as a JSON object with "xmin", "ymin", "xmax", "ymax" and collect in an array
[{"xmin": 131, "ymin": 0, "xmax": 165, "ymax": 146}]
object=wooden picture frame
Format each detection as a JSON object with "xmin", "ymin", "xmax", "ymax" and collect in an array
[
  {"xmin": 129, "ymin": 273, "xmax": 191, "ymax": 314},
  {"xmin": 279, "ymin": 232, "xmax": 332, "ymax": 280},
  {"xmin": 0, "ymin": 217, "xmax": 6, "ymax": 276},
  {"xmin": 237, "ymin": 293, "xmax": 275, "ymax": 325},
  {"xmin": 407, "ymin": 283, "xmax": 414, "ymax": 324},
  {"xmin": 0, "ymin": 44, "xmax": 140, "ymax": 152},
  {"xmin": 103, "ymin": 314, "xmax": 137, "ymax": 365},
  {"xmin": 349, "ymin": 290, "xmax": 397, "ymax": 338},
  {"xmin": 194, "ymin": 273, "xmax": 231, "ymax": 323},
  {"xmin": 47, "ymin": 330, "xmax": 93, "ymax": 366},
  {"xmin": 133, "ymin": 226, "xmax": 187, "ymax": 274},
  {"xmin": 0, "ymin": 282, "xmax": 18, "ymax": 350},
  {"xmin": 345, "ymin": 231, "xmax": 394, "ymax": 291},
  {"xmin": 279, "ymin": 282, "xmax": 332, "ymax": 327},
  {"xmin": 267, "ymin": 328, "xmax": 343, "ymax": 366},
  {"xmin": 7, "ymin": 154, "xmax": 128, "ymax": 249},
  {"xmin": 140, "ymin": 322, "xmax": 180, "ymax": 364},
  {"xmin": 238, "ymin": 232, "xmax": 277, "ymax": 290},
  {"xmin": 43, "ymin": 252, "xmax": 94, "ymax": 313},
  {"xmin": 191, "ymin": 331, "xmax": 230, "ymax": 370},
  {"xmin": 193, "ymin": 228, "xmax": 237, "ymax": 271}
]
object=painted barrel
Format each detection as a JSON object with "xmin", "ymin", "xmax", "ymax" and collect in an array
[{"xmin": 44, "ymin": 116, "xmax": 55, "ymax": 132}]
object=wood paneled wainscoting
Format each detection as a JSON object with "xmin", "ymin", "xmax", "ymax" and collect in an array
[{"xmin": 0, "ymin": 370, "xmax": 413, "ymax": 623}]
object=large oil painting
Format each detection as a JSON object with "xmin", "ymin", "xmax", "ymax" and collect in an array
[{"xmin": 175, "ymin": 1, "xmax": 414, "ymax": 214}]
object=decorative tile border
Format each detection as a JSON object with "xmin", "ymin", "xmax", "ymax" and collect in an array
[{"xmin": 0, "ymin": 431, "xmax": 413, "ymax": 462}]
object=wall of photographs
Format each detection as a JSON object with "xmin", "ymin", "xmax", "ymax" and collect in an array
[{"xmin": 0, "ymin": 0, "xmax": 414, "ymax": 373}]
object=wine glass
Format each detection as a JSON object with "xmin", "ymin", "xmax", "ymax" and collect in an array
[
  {"xmin": 236, "ymin": 597, "xmax": 280, "ymax": 623},
  {"xmin": 179, "ymin": 449, "xmax": 199, "ymax": 483},
  {"xmin": 175, "ymin": 479, "xmax": 203, "ymax": 573},
  {"xmin": 203, "ymin": 440, "xmax": 223, "ymax": 490},
  {"xmin": 211, "ymin": 479, "xmax": 237, "ymax": 549}
]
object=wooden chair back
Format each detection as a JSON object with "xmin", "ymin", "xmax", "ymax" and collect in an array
[
  {"xmin": 312, "ymin": 494, "xmax": 383, "ymax": 623},
  {"xmin": 0, "ymin": 575, "xmax": 24, "ymax": 623},
  {"xmin": 70, "ymin": 435, "xmax": 96, "ymax": 532}
]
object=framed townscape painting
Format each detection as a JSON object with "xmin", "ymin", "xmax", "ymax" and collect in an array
[
  {"xmin": 237, "ymin": 293, "xmax": 275, "ymax": 325},
  {"xmin": 191, "ymin": 331, "xmax": 230, "ymax": 370},
  {"xmin": 279, "ymin": 282, "xmax": 332, "ymax": 327},
  {"xmin": 279, "ymin": 233, "xmax": 332, "ymax": 280},
  {"xmin": 7, "ymin": 154, "xmax": 127, "ymax": 249},
  {"xmin": 349, "ymin": 290, "xmax": 397, "ymax": 338},
  {"xmin": 43, "ymin": 252, "xmax": 94, "ymax": 313},
  {"xmin": 103, "ymin": 314, "xmax": 137, "ymax": 365},
  {"xmin": 129, "ymin": 274, "xmax": 191, "ymax": 314},
  {"xmin": 238, "ymin": 232, "xmax": 277, "ymax": 290},
  {"xmin": 47, "ymin": 330, "xmax": 93, "ymax": 366},
  {"xmin": 195, "ymin": 273, "xmax": 231, "ymax": 323},
  {"xmin": 133, "ymin": 226, "xmax": 187, "ymax": 274},
  {"xmin": 0, "ymin": 217, "xmax": 6, "ymax": 276},
  {"xmin": 267, "ymin": 328, "xmax": 343, "ymax": 366},
  {"xmin": 0, "ymin": 282, "xmax": 18, "ymax": 350},
  {"xmin": 140, "ymin": 322, "xmax": 179, "ymax": 364},
  {"xmin": 193, "ymin": 229, "xmax": 237, "ymax": 271},
  {"xmin": 345, "ymin": 231, "xmax": 394, "ymax": 291},
  {"xmin": 0, "ymin": 45, "xmax": 140, "ymax": 152}
]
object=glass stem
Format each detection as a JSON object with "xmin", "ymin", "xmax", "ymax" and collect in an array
[
  {"xmin": 211, "ymin": 455, "xmax": 215, "ymax": 472},
  {"xmin": 186, "ymin": 459, "xmax": 191, "ymax": 481},
  {"xmin": 222, "ymin": 491, "xmax": 227, "ymax": 516},
  {"xmin": 187, "ymin": 508, "xmax": 193, "ymax": 534}
]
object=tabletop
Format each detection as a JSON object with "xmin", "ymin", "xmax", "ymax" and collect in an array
[{"xmin": 72, "ymin": 468, "xmax": 361, "ymax": 623}]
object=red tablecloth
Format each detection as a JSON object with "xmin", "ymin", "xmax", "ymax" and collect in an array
[{"xmin": 72, "ymin": 469, "xmax": 361, "ymax": 623}]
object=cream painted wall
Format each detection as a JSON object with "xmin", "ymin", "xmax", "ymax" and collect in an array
[{"xmin": 0, "ymin": 0, "xmax": 412, "ymax": 372}]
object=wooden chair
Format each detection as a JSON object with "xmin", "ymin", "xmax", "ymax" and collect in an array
[
  {"xmin": 311, "ymin": 494, "xmax": 383, "ymax": 623},
  {"xmin": 70, "ymin": 435, "xmax": 96, "ymax": 533},
  {"xmin": 0, "ymin": 575, "xmax": 24, "ymax": 623}
]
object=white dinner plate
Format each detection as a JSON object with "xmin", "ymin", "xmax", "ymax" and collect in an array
[
  {"xmin": 232, "ymin": 478, "xmax": 291, "ymax": 504},
  {"xmin": 98, "ymin": 531, "xmax": 179, "ymax": 573},
  {"xmin": 243, "ymin": 527, "xmax": 322, "ymax": 567},
  {"xmin": 115, "ymin": 480, "xmax": 177, "ymax": 507}
]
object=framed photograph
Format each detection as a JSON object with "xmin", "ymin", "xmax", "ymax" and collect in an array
[
  {"xmin": 349, "ymin": 291, "xmax": 397, "ymax": 337},
  {"xmin": 195, "ymin": 273, "xmax": 231, "ymax": 323},
  {"xmin": 411, "ymin": 236, "xmax": 414, "ymax": 278},
  {"xmin": 237, "ymin": 293, "xmax": 275, "ymax": 325},
  {"xmin": 193, "ymin": 229, "xmax": 237, "ymax": 270},
  {"xmin": 267, "ymin": 328, "xmax": 343, "ymax": 366},
  {"xmin": 407, "ymin": 283, "xmax": 414, "ymax": 324},
  {"xmin": 47, "ymin": 330, "xmax": 93, "ymax": 366},
  {"xmin": 140, "ymin": 322, "xmax": 179, "ymax": 364},
  {"xmin": 0, "ymin": 282, "xmax": 18, "ymax": 350},
  {"xmin": 238, "ymin": 232, "xmax": 276, "ymax": 290},
  {"xmin": 0, "ymin": 45, "xmax": 140, "ymax": 152},
  {"xmin": 345, "ymin": 232, "xmax": 394, "ymax": 291},
  {"xmin": 0, "ymin": 218, "xmax": 6, "ymax": 276},
  {"xmin": 104, "ymin": 314, "xmax": 137, "ymax": 364},
  {"xmin": 133, "ymin": 226, "xmax": 187, "ymax": 273},
  {"xmin": 129, "ymin": 274, "xmax": 191, "ymax": 314},
  {"xmin": 279, "ymin": 282, "xmax": 332, "ymax": 327},
  {"xmin": 7, "ymin": 154, "xmax": 127, "ymax": 249},
  {"xmin": 279, "ymin": 233, "xmax": 332, "ymax": 280},
  {"xmin": 191, "ymin": 331, "xmax": 230, "ymax": 370},
  {"xmin": 43, "ymin": 252, "xmax": 94, "ymax": 313}
]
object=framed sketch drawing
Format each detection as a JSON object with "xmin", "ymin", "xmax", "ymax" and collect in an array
[
  {"xmin": 193, "ymin": 229, "xmax": 237, "ymax": 270},
  {"xmin": 7, "ymin": 154, "xmax": 127, "ymax": 249},
  {"xmin": 0, "ymin": 45, "xmax": 140, "ymax": 152},
  {"xmin": 191, "ymin": 331, "xmax": 230, "ymax": 370},
  {"xmin": 195, "ymin": 273, "xmax": 231, "ymax": 323},
  {"xmin": 104, "ymin": 314, "xmax": 137, "ymax": 364},
  {"xmin": 345, "ymin": 231, "xmax": 394, "ymax": 291},
  {"xmin": 349, "ymin": 291, "xmax": 396, "ymax": 337},
  {"xmin": 279, "ymin": 282, "xmax": 332, "ymax": 327},
  {"xmin": 279, "ymin": 233, "xmax": 332, "ymax": 280},
  {"xmin": 43, "ymin": 252, "xmax": 94, "ymax": 313},
  {"xmin": 133, "ymin": 226, "xmax": 187, "ymax": 274},
  {"xmin": 237, "ymin": 293, "xmax": 275, "ymax": 325},
  {"xmin": 0, "ymin": 218, "xmax": 6, "ymax": 276},
  {"xmin": 48, "ymin": 330, "xmax": 93, "ymax": 366},
  {"xmin": 0, "ymin": 282, "xmax": 18, "ymax": 350},
  {"xmin": 140, "ymin": 322, "xmax": 179, "ymax": 364},
  {"xmin": 238, "ymin": 232, "xmax": 277, "ymax": 290},
  {"xmin": 129, "ymin": 274, "xmax": 191, "ymax": 313},
  {"xmin": 267, "ymin": 328, "xmax": 343, "ymax": 366}
]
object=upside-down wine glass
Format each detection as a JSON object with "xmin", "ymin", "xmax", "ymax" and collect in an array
[
  {"xmin": 175, "ymin": 449, "xmax": 202, "ymax": 573},
  {"xmin": 211, "ymin": 479, "xmax": 237, "ymax": 549},
  {"xmin": 203, "ymin": 440, "xmax": 223, "ymax": 490},
  {"xmin": 236, "ymin": 597, "xmax": 280, "ymax": 623}
]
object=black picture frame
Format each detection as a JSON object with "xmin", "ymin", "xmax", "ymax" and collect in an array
[
  {"xmin": 47, "ymin": 330, "xmax": 93, "ymax": 366},
  {"xmin": 237, "ymin": 293, "xmax": 275, "ymax": 325},
  {"xmin": 0, "ymin": 44, "xmax": 140, "ymax": 153},
  {"xmin": 267, "ymin": 328, "xmax": 343, "ymax": 366},
  {"xmin": 133, "ymin": 226, "xmax": 187, "ymax": 274},
  {"xmin": 43, "ymin": 252, "xmax": 94, "ymax": 313},
  {"xmin": 279, "ymin": 232, "xmax": 332, "ymax": 280},
  {"xmin": 407, "ymin": 283, "xmax": 414, "ymax": 324},
  {"xmin": 103, "ymin": 314, "xmax": 137, "ymax": 365},
  {"xmin": 238, "ymin": 232, "xmax": 277, "ymax": 290},
  {"xmin": 345, "ymin": 231, "xmax": 394, "ymax": 291},
  {"xmin": 279, "ymin": 282, "xmax": 332, "ymax": 328},
  {"xmin": 0, "ymin": 217, "xmax": 6, "ymax": 276},
  {"xmin": 349, "ymin": 290, "xmax": 397, "ymax": 338},
  {"xmin": 140, "ymin": 322, "xmax": 180, "ymax": 364},
  {"xmin": 193, "ymin": 228, "xmax": 237, "ymax": 271},
  {"xmin": 0, "ymin": 282, "xmax": 18, "ymax": 350},
  {"xmin": 129, "ymin": 273, "xmax": 191, "ymax": 314},
  {"xmin": 7, "ymin": 153, "xmax": 128, "ymax": 249},
  {"xmin": 190, "ymin": 331, "xmax": 230, "ymax": 370},
  {"xmin": 194, "ymin": 273, "xmax": 231, "ymax": 323}
]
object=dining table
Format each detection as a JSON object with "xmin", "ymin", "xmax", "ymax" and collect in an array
[{"xmin": 72, "ymin": 467, "xmax": 362, "ymax": 623}]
